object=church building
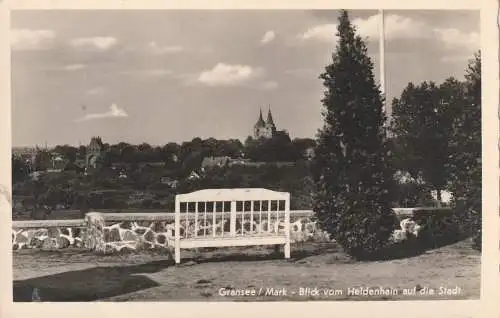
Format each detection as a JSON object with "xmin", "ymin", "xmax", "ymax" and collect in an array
[
  {"xmin": 85, "ymin": 136, "xmax": 104, "ymax": 169},
  {"xmin": 253, "ymin": 107, "xmax": 277, "ymax": 139}
]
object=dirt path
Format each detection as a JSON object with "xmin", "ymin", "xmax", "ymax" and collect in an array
[{"xmin": 12, "ymin": 240, "xmax": 480, "ymax": 301}]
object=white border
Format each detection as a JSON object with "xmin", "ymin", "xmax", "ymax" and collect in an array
[{"xmin": 0, "ymin": 1, "xmax": 498, "ymax": 318}]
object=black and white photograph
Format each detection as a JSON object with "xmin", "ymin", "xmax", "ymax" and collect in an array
[{"xmin": 4, "ymin": 3, "xmax": 493, "ymax": 308}]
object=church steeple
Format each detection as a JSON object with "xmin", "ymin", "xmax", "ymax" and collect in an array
[
  {"xmin": 266, "ymin": 105, "xmax": 275, "ymax": 126},
  {"xmin": 254, "ymin": 108, "xmax": 265, "ymax": 128}
]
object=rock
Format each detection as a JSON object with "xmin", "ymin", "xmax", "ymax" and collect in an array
[{"xmin": 120, "ymin": 229, "xmax": 138, "ymax": 241}]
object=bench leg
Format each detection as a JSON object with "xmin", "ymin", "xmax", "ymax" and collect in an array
[
  {"xmin": 175, "ymin": 241, "xmax": 181, "ymax": 264},
  {"xmin": 284, "ymin": 241, "xmax": 291, "ymax": 259}
]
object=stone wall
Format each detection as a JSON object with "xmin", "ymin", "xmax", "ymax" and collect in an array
[
  {"xmin": 12, "ymin": 208, "xmax": 446, "ymax": 253},
  {"xmin": 12, "ymin": 219, "xmax": 86, "ymax": 250},
  {"xmin": 12, "ymin": 210, "xmax": 325, "ymax": 252},
  {"xmin": 84, "ymin": 211, "xmax": 327, "ymax": 254}
]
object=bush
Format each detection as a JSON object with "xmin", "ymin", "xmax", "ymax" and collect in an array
[{"xmin": 405, "ymin": 209, "xmax": 465, "ymax": 249}]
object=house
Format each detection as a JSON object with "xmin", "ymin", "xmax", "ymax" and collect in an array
[
  {"xmin": 46, "ymin": 169, "xmax": 63, "ymax": 173},
  {"xmin": 187, "ymin": 171, "xmax": 201, "ymax": 180},
  {"xmin": 201, "ymin": 156, "xmax": 231, "ymax": 170},
  {"xmin": 304, "ymin": 147, "xmax": 315, "ymax": 161},
  {"xmin": 50, "ymin": 153, "xmax": 68, "ymax": 170},
  {"xmin": 118, "ymin": 171, "xmax": 128, "ymax": 179}
]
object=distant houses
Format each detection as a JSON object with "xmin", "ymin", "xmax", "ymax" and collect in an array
[
  {"xmin": 200, "ymin": 156, "xmax": 296, "ymax": 171},
  {"xmin": 20, "ymin": 132, "xmax": 310, "ymax": 188},
  {"xmin": 201, "ymin": 156, "xmax": 231, "ymax": 170}
]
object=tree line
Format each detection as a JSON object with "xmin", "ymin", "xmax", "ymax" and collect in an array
[{"xmin": 12, "ymin": 135, "xmax": 316, "ymax": 178}]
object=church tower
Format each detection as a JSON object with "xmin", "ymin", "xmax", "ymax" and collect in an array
[
  {"xmin": 265, "ymin": 106, "xmax": 276, "ymax": 135},
  {"xmin": 85, "ymin": 136, "xmax": 104, "ymax": 169},
  {"xmin": 253, "ymin": 106, "xmax": 276, "ymax": 139}
]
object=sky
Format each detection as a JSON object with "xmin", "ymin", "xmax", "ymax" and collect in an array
[{"xmin": 11, "ymin": 10, "xmax": 480, "ymax": 147}]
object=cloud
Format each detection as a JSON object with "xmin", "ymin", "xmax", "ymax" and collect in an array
[
  {"xmin": 433, "ymin": 28, "xmax": 479, "ymax": 50},
  {"xmin": 63, "ymin": 64, "xmax": 86, "ymax": 71},
  {"xmin": 75, "ymin": 103, "xmax": 128, "ymax": 122},
  {"xmin": 299, "ymin": 15, "xmax": 426, "ymax": 42},
  {"xmin": 197, "ymin": 63, "xmax": 264, "ymax": 87},
  {"xmin": 11, "ymin": 29, "xmax": 56, "ymax": 50},
  {"xmin": 148, "ymin": 41, "xmax": 184, "ymax": 54},
  {"xmin": 357, "ymin": 14, "xmax": 426, "ymax": 40},
  {"xmin": 86, "ymin": 87, "xmax": 105, "ymax": 96},
  {"xmin": 122, "ymin": 69, "xmax": 173, "ymax": 78},
  {"xmin": 299, "ymin": 14, "xmax": 479, "ymax": 51},
  {"xmin": 70, "ymin": 36, "xmax": 118, "ymax": 51},
  {"xmin": 300, "ymin": 24, "xmax": 336, "ymax": 42},
  {"xmin": 260, "ymin": 31, "xmax": 276, "ymax": 45}
]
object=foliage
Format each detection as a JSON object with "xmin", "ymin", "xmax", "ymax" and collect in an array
[
  {"xmin": 12, "ymin": 155, "xmax": 30, "ymax": 183},
  {"xmin": 34, "ymin": 149, "xmax": 53, "ymax": 171},
  {"xmin": 390, "ymin": 78, "xmax": 464, "ymax": 203},
  {"xmin": 245, "ymin": 133, "xmax": 302, "ymax": 162},
  {"xmin": 53, "ymin": 145, "xmax": 78, "ymax": 163},
  {"xmin": 312, "ymin": 10, "xmax": 396, "ymax": 259},
  {"xmin": 392, "ymin": 181, "xmax": 435, "ymax": 207},
  {"xmin": 448, "ymin": 52, "xmax": 482, "ymax": 250}
]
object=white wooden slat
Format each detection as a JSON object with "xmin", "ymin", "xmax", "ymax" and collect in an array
[
  {"xmin": 230, "ymin": 201, "xmax": 236, "ymax": 237},
  {"xmin": 241, "ymin": 201, "xmax": 245, "ymax": 236},
  {"xmin": 258, "ymin": 201, "xmax": 262, "ymax": 234},
  {"xmin": 212, "ymin": 202, "xmax": 216, "ymax": 238},
  {"xmin": 203, "ymin": 202, "xmax": 207, "ymax": 237},
  {"xmin": 220, "ymin": 202, "xmax": 224, "ymax": 238},
  {"xmin": 194, "ymin": 201, "xmax": 199, "ymax": 238},
  {"xmin": 275, "ymin": 201, "xmax": 279, "ymax": 234},
  {"xmin": 250, "ymin": 201, "xmax": 254, "ymax": 234},
  {"xmin": 267, "ymin": 200, "xmax": 271, "ymax": 233},
  {"xmin": 185, "ymin": 202, "xmax": 189, "ymax": 238}
]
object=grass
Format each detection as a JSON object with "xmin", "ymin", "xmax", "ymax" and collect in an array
[{"xmin": 12, "ymin": 239, "xmax": 480, "ymax": 302}]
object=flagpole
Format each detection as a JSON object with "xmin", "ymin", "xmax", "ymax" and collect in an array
[
  {"xmin": 379, "ymin": 9, "xmax": 386, "ymax": 113},
  {"xmin": 379, "ymin": 9, "xmax": 389, "ymax": 133}
]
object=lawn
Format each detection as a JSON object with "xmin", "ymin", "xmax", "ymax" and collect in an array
[{"xmin": 12, "ymin": 239, "xmax": 480, "ymax": 302}]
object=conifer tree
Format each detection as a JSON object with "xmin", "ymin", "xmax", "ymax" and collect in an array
[{"xmin": 312, "ymin": 10, "xmax": 396, "ymax": 259}]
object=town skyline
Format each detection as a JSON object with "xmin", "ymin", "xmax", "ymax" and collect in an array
[{"xmin": 11, "ymin": 10, "xmax": 479, "ymax": 147}]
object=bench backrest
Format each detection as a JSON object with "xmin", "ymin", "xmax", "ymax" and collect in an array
[{"xmin": 174, "ymin": 188, "xmax": 290, "ymax": 240}]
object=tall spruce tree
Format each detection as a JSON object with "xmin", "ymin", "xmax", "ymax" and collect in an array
[
  {"xmin": 448, "ymin": 52, "xmax": 481, "ymax": 249},
  {"xmin": 312, "ymin": 10, "xmax": 396, "ymax": 259}
]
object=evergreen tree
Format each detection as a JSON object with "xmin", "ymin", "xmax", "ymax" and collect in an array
[
  {"xmin": 448, "ymin": 52, "xmax": 481, "ymax": 250},
  {"xmin": 312, "ymin": 10, "xmax": 396, "ymax": 259}
]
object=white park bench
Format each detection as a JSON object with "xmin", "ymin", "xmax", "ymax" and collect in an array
[{"xmin": 174, "ymin": 188, "xmax": 291, "ymax": 264}]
